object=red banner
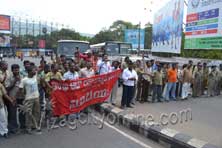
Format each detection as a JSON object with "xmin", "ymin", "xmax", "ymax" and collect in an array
[{"xmin": 50, "ymin": 70, "xmax": 121, "ymax": 116}]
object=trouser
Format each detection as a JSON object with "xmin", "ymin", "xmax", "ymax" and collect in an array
[
  {"xmin": 24, "ymin": 98, "xmax": 40, "ymax": 130},
  {"xmin": 6, "ymin": 101, "xmax": 18, "ymax": 133},
  {"xmin": 181, "ymin": 83, "xmax": 191, "ymax": 99},
  {"xmin": 110, "ymin": 81, "xmax": 118, "ymax": 104},
  {"xmin": 121, "ymin": 85, "xmax": 134, "ymax": 107},
  {"xmin": 208, "ymin": 79, "xmax": 216, "ymax": 96},
  {"xmin": 152, "ymin": 85, "xmax": 162, "ymax": 101},
  {"xmin": 136, "ymin": 81, "xmax": 142, "ymax": 101},
  {"xmin": 0, "ymin": 106, "xmax": 8, "ymax": 135},
  {"xmin": 17, "ymin": 99, "xmax": 26, "ymax": 129},
  {"xmin": 141, "ymin": 80, "xmax": 150, "ymax": 102},
  {"xmin": 165, "ymin": 82, "xmax": 177, "ymax": 101},
  {"xmin": 39, "ymin": 86, "xmax": 46, "ymax": 112},
  {"xmin": 193, "ymin": 81, "xmax": 202, "ymax": 97}
]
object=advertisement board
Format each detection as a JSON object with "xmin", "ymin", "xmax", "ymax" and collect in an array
[
  {"xmin": 0, "ymin": 34, "xmax": 10, "ymax": 47},
  {"xmin": 0, "ymin": 15, "xmax": 10, "ymax": 32},
  {"xmin": 185, "ymin": 0, "xmax": 222, "ymax": 49},
  {"xmin": 151, "ymin": 0, "xmax": 184, "ymax": 53},
  {"xmin": 124, "ymin": 29, "xmax": 145, "ymax": 49}
]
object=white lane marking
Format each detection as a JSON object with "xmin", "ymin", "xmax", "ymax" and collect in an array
[{"xmin": 92, "ymin": 115, "xmax": 153, "ymax": 148}]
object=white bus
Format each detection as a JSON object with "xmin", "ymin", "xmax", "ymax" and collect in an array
[
  {"xmin": 56, "ymin": 40, "xmax": 90, "ymax": 58},
  {"xmin": 90, "ymin": 41, "xmax": 132, "ymax": 56}
]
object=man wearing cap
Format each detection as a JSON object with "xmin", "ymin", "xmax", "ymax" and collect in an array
[{"xmin": 193, "ymin": 64, "xmax": 203, "ymax": 97}]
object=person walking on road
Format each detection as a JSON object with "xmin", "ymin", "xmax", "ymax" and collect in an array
[{"xmin": 181, "ymin": 64, "xmax": 192, "ymax": 100}]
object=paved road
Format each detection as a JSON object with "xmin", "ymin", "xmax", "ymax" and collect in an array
[
  {"xmin": 115, "ymin": 88, "xmax": 222, "ymax": 147},
  {"xmin": 3, "ymin": 57, "xmax": 222, "ymax": 147},
  {"xmin": 0, "ymin": 119, "xmax": 163, "ymax": 148}
]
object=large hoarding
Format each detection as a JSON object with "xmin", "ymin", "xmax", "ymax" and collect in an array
[
  {"xmin": 185, "ymin": 0, "xmax": 222, "ymax": 49},
  {"xmin": 0, "ymin": 15, "xmax": 10, "ymax": 32},
  {"xmin": 152, "ymin": 0, "xmax": 184, "ymax": 53},
  {"xmin": 124, "ymin": 29, "xmax": 145, "ymax": 49}
]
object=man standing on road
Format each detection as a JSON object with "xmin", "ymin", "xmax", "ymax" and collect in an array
[
  {"xmin": 165, "ymin": 63, "xmax": 177, "ymax": 101},
  {"xmin": 19, "ymin": 66, "xmax": 40, "ymax": 134},
  {"xmin": 121, "ymin": 61, "xmax": 138, "ymax": 109},
  {"xmin": 208, "ymin": 66, "xmax": 217, "ymax": 97},
  {"xmin": 152, "ymin": 65, "xmax": 163, "ymax": 103},
  {"xmin": 63, "ymin": 62, "xmax": 79, "ymax": 80},
  {"xmin": 97, "ymin": 54, "xmax": 111, "ymax": 75},
  {"xmin": 0, "ymin": 61, "xmax": 10, "ymax": 87},
  {"xmin": 202, "ymin": 63, "xmax": 209, "ymax": 95},
  {"xmin": 181, "ymin": 64, "xmax": 192, "ymax": 100},
  {"xmin": 193, "ymin": 64, "xmax": 203, "ymax": 98},
  {"xmin": 5, "ymin": 64, "xmax": 21, "ymax": 134}
]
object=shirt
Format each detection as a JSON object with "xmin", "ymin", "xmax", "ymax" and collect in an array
[
  {"xmin": 0, "ymin": 70, "xmax": 10, "ymax": 86},
  {"xmin": 19, "ymin": 76, "xmax": 39, "ymax": 100},
  {"xmin": 97, "ymin": 61, "xmax": 111, "ymax": 74},
  {"xmin": 122, "ymin": 68, "xmax": 138, "ymax": 86},
  {"xmin": 20, "ymin": 68, "xmax": 28, "ymax": 78},
  {"xmin": 167, "ymin": 68, "xmax": 177, "ymax": 83},
  {"xmin": 153, "ymin": 71, "xmax": 163, "ymax": 85},
  {"xmin": 0, "ymin": 83, "xmax": 7, "ymax": 108},
  {"xmin": 63, "ymin": 71, "xmax": 79, "ymax": 80},
  {"xmin": 5, "ymin": 74, "xmax": 22, "ymax": 98},
  {"xmin": 80, "ymin": 68, "xmax": 95, "ymax": 78},
  {"xmin": 45, "ymin": 72, "xmax": 63, "ymax": 82}
]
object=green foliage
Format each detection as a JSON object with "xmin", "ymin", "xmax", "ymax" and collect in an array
[{"xmin": 90, "ymin": 20, "xmax": 139, "ymax": 44}]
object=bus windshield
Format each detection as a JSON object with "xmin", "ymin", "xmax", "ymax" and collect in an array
[
  {"xmin": 120, "ymin": 43, "xmax": 131, "ymax": 55},
  {"xmin": 57, "ymin": 41, "xmax": 89, "ymax": 57}
]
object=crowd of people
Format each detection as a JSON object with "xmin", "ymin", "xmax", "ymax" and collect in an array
[
  {"xmin": 0, "ymin": 48, "xmax": 221, "ymax": 138},
  {"xmin": 120, "ymin": 55, "xmax": 222, "ymax": 109}
]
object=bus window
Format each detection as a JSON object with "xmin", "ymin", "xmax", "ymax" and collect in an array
[{"xmin": 57, "ymin": 40, "xmax": 90, "ymax": 58}]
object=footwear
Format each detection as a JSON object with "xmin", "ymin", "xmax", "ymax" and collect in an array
[
  {"xmin": 131, "ymin": 102, "xmax": 135, "ymax": 105},
  {"xmin": 111, "ymin": 103, "xmax": 116, "ymax": 106},
  {"xmin": 157, "ymin": 100, "xmax": 163, "ymax": 102},
  {"xmin": 3, "ymin": 133, "xmax": 8, "ymax": 138},
  {"xmin": 126, "ymin": 105, "xmax": 134, "ymax": 108},
  {"xmin": 25, "ymin": 129, "xmax": 32, "ymax": 135},
  {"xmin": 120, "ymin": 106, "xmax": 125, "ymax": 109}
]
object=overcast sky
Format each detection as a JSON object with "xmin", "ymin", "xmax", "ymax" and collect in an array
[{"xmin": 0, "ymin": 0, "xmax": 176, "ymax": 34}]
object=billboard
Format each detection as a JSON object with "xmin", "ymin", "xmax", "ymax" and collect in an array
[
  {"xmin": 152, "ymin": 0, "xmax": 184, "ymax": 53},
  {"xmin": 124, "ymin": 29, "xmax": 145, "ymax": 49},
  {"xmin": 0, "ymin": 34, "xmax": 10, "ymax": 47},
  {"xmin": 185, "ymin": 0, "xmax": 222, "ymax": 49},
  {"xmin": 0, "ymin": 15, "xmax": 10, "ymax": 32}
]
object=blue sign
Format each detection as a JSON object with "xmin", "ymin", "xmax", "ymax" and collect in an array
[
  {"xmin": 186, "ymin": 23, "xmax": 218, "ymax": 32},
  {"xmin": 124, "ymin": 29, "xmax": 145, "ymax": 49}
]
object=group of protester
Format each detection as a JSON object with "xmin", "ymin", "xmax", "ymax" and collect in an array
[
  {"xmin": 0, "ymin": 48, "xmax": 222, "ymax": 138},
  {"xmin": 120, "ymin": 55, "xmax": 222, "ymax": 109},
  {"xmin": 0, "ymin": 48, "xmax": 120, "ymax": 138}
]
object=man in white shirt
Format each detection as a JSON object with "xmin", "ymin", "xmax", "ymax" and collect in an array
[
  {"xmin": 97, "ymin": 54, "xmax": 111, "ymax": 75},
  {"xmin": 80, "ymin": 62, "xmax": 95, "ymax": 78},
  {"xmin": 63, "ymin": 62, "xmax": 79, "ymax": 80},
  {"xmin": 19, "ymin": 66, "xmax": 40, "ymax": 134},
  {"xmin": 121, "ymin": 61, "xmax": 138, "ymax": 109}
]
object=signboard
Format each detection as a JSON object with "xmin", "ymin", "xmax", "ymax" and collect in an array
[
  {"xmin": 0, "ymin": 15, "xmax": 10, "ymax": 33},
  {"xmin": 124, "ymin": 29, "xmax": 145, "ymax": 49},
  {"xmin": 0, "ymin": 34, "xmax": 10, "ymax": 47},
  {"xmin": 185, "ymin": 0, "xmax": 222, "ymax": 49},
  {"xmin": 152, "ymin": 0, "xmax": 184, "ymax": 53},
  {"xmin": 38, "ymin": 40, "xmax": 45, "ymax": 48}
]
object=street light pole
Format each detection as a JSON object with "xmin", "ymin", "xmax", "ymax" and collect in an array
[{"xmin": 138, "ymin": 22, "xmax": 141, "ymax": 54}]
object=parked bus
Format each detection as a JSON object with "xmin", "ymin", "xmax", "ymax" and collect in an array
[
  {"xmin": 90, "ymin": 41, "xmax": 132, "ymax": 56},
  {"xmin": 56, "ymin": 40, "xmax": 90, "ymax": 58}
]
